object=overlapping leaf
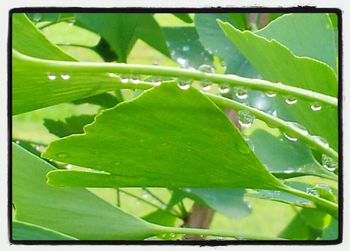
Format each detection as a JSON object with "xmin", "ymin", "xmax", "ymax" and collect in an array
[
  {"xmin": 13, "ymin": 143, "xmax": 160, "ymax": 240},
  {"xmin": 44, "ymin": 82, "xmax": 284, "ymax": 190}
]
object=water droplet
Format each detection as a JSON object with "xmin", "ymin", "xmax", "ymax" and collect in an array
[
  {"xmin": 56, "ymin": 153, "xmax": 69, "ymax": 158},
  {"xmin": 288, "ymin": 122, "xmax": 308, "ymax": 136},
  {"xmin": 48, "ymin": 73, "xmax": 56, "ymax": 80},
  {"xmin": 120, "ymin": 74, "xmax": 129, "ymax": 84},
  {"xmin": 15, "ymin": 140, "xmax": 20, "ymax": 144},
  {"xmin": 184, "ymin": 188, "xmax": 192, "ymax": 193},
  {"xmin": 182, "ymin": 45, "xmax": 190, "ymax": 52},
  {"xmin": 201, "ymin": 83, "xmax": 212, "ymax": 91},
  {"xmin": 61, "ymin": 74, "xmax": 70, "ymax": 80},
  {"xmin": 32, "ymin": 13, "xmax": 42, "ymax": 22},
  {"xmin": 265, "ymin": 91, "xmax": 277, "ymax": 97},
  {"xmin": 238, "ymin": 110, "xmax": 255, "ymax": 128},
  {"xmin": 312, "ymin": 136, "xmax": 329, "ymax": 149},
  {"xmin": 169, "ymin": 233, "xmax": 176, "ymax": 238},
  {"xmin": 66, "ymin": 164, "xmax": 73, "ymax": 170},
  {"xmin": 131, "ymin": 75, "xmax": 140, "ymax": 84},
  {"xmin": 108, "ymin": 72, "xmax": 118, "ymax": 78},
  {"xmin": 93, "ymin": 151, "xmax": 100, "ymax": 155},
  {"xmin": 177, "ymin": 78, "xmax": 192, "ymax": 90},
  {"xmin": 219, "ymin": 85, "xmax": 230, "ymax": 94},
  {"xmin": 283, "ymin": 132, "xmax": 298, "ymax": 142},
  {"xmin": 67, "ymin": 19, "xmax": 76, "ymax": 26},
  {"xmin": 311, "ymin": 102, "xmax": 322, "ymax": 111},
  {"xmin": 306, "ymin": 187, "xmax": 320, "ymax": 197},
  {"xmin": 114, "ymin": 161, "xmax": 121, "ymax": 166},
  {"xmin": 161, "ymin": 142, "xmax": 169, "ymax": 147},
  {"xmin": 141, "ymin": 191, "xmax": 150, "ymax": 199},
  {"xmin": 35, "ymin": 146, "xmax": 40, "ymax": 151},
  {"xmin": 321, "ymin": 154, "xmax": 337, "ymax": 172},
  {"xmin": 198, "ymin": 64, "xmax": 215, "ymax": 74},
  {"xmin": 244, "ymin": 138, "xmax": 255, "ymax": 152},
  {"xmin": 284, "ymin": 168, "xmax": 294, "ymax": 174},
  {"xmin": 285, "ymin": 97, "xmax": 298, "ymax": 105},
  {"xmin": 234, "ymin": 87, "xmax": 248, "ymax": 100}
]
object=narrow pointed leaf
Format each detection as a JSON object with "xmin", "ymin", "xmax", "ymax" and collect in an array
[{"xmin": 44, "ymin": 82, "xmax": 284, "ymax": 190}]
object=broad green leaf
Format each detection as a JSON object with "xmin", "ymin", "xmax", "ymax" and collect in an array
[
  {"xmin": 249, "ymin": 130, "xmax": 336, "ymax": 180},
  {"xmin": 182, "ymin": 188, "xmax": 251, "ymax": 218},
  {"xmin": 44, "ymin": 82, "xmax": 284, "ymax": 190},
  {"xmin": 13, "ymin": 143, "xmax": 160, "ymax": 240},
  {"xmin": 256, "ymin": 13, "xmax": 337, "ymax": 71},
  {"xmin": 163, "ymin": 27, "xmax": 213, "ymax": 68},
  {"xmin": 218, "ymin": 20, "xmax": 338, "ymax": 150},
  {"xmin": 13, "ymin": 221, "xmax": 76, "ymax": 240},
  {"xmin": 194, "ymin": 14, "xmax": 256, "ymax": 77},
  {"xmin": 27, "ymin": 13, "xmax": 60, "ymax": 23},
  {"xmin": 43, "ymin": 115, "xmax": 95, "ymax": 138},
  {"xmin": 13, "ymin": 14, "xmax": 75, "ymax": 61},
  {"xmin": 75, "ymin": 13, "xmax": 140, "ymax": 62}
]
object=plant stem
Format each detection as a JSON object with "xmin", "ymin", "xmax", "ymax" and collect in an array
[
  {"xmin": 119, "ymin": 189, "xmax": 181, "ymax": 218},
  {"xmin": 280, "ymin": 186, "xmax": 338, "ymax": 219},
  {"xmin": 142, "ymin": 188, "xmax": 167, "ymax": 207},
  {"xmin": 154, "ymin": 224, "xmax": 285, "ymax": 240},
  {"xmin": 16, "ymin": 51, "xmax": 337, "ymax": 108},
  {"xmin": 206, "ymin": 93, "xmax": 339, "ymax": 161}
]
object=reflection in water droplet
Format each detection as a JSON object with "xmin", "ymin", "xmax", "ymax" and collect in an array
[
  {"xmin": 131, "ymin": 75, "xmax": 140, "ymax": 84},
  {"xmin": 265, "ymin": 91, "xmax": 277, "ymax": 97},
  {"xmin": 198, "ymin": 64, "xmax": 215, "ymax": 74},
  {"xmin": 311, "ymin": 102, "xmax": 322, "ymax": 111},
  {"xmin": 32, "ymin": 13, "xmax": 42, "ymax": 22},
  {"xmin": 48, "ymin": 73, "xmax": 57, "ymax": 80},
  {"xmin": 238, "ymin": 110, "xmax": 255, "ymax": 128},
  {"xmin": 321, "ymin": 154, "xmax": 337, "ymax": 172},
  {"xmin": 283, "ymin": 132, "xmax": 298, "ymax": 142},
  {"xmin": 201, "ymin": 83, "xmax": 212, "ymax": 91},
  {"xmin": 306, "ymin": 187, "xmax": 320, "ymax": 197},
  {"xmin": 57, "ymin": 152, "xmax": 69, "ymax": 158},
  {"xmin": 234, "ymin": 87, "xmax": 248, "ymax": 100},
  {"xmin": 178, "ymin": 83, "xmax": 190, "ymax": 90},
  {"xmin": 66, "ymin": 164, "xmax": 73, "ymax": 170},
  {"xmin": 219, "ymin": 85, "xmax": 230, "ymax": 94},
  {"xmin": 120, "ymin": 74, "xmax": 129, "ymax": 84},
  {"xmin": 61, "ymin": 74, "xmax": 70, "ymax": 80},
  {"xmin": 285, "ymin": 97, "xmax": 298, "ymax": 105}
]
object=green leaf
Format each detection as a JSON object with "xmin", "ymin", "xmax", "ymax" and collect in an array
[
  {"xmin": 13, "ymin": 143, "xmax": 161, "ymax": 240},
  {"xmin": 12, "ymin": 50, "xmax": 119, "ymax": 115},
  {"xmin": 13, "ymin": 14, "xmax": 75, "ymax": 61},
  {"xmin": 44, "ymin": 82, "xmax": 284, "ymax": 190},
  {"xmin": 321, "ymin": 219, "xmax": 338, "ymax": 240},
  {"xmin": 13, "ymin": 221, "xmax": 76, "ymax": 240},
  {"xmin": 257, "ymin": 13, "xmax": 337, "ymax": 71},
  {"xmin": 183, "ymin": 188, "xmax": 251, "ymax": 218},
  {"xmin": 172, "ymin": 13, "xmax": 193, "ymax": 23},
  {"xmin": 135, "ymin": 14, "xmax": 171, "ymax": 58},
  {"xmin": 72, "ymin": 92, "xmax": 120, "ymax": 108},
  {"xmin": 44, "ymin": 115, "xmax": 95, "ymax": 138},
  {"xmin": 163, "ymin": 27, "xmax": 213, "ymax": 68},
  {"xmin": 249, "ymin": 129, "xmax": 336, "ymax": 180},
  {"xmin": 194, "ymin": 14, "xmax": 256, "ymax": 77},
  {"xmin": 26, "ymin": 13, "xmax": 60, "ymax": 23},
  {"xmin": 75, "ymin": 13, "xmax": 140, "ymax": 62},
  {"xmin": 218, "ymin": 20, "xmax": 338, "ymax": 150},
  {"xmin": 143, "ymin": 210, "xmax": 178, "ymax": 227}
]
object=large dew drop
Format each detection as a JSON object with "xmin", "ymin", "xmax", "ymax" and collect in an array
[
  {"xmin": 238, "ymin": 110, "xmax": 255, "ymax": 128},
  {"xmin": 321, "ymin": 154, "xmax": 337, "ymax": 172},
  {"xmin": 177, "ymin": 78, "xmax": 192, "ymax": 90},
  {"xmin": 219, "ymin": 85, "xmax": 230, "ymax": 94},
  {"xmin": 265, "ymin": 91, "xmax": 277, "ymax": 97},
  {"xmin": 198, "ymin": 64, "xmax": 215, "ymax": 74},
  {"xmin": 61, "ymin": 74, "xmax": 70, "ymax": 80}
]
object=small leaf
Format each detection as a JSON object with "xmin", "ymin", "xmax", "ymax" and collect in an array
[
  {"xmin": 143, "ymin": 210, "xmax": 178, "ymax": 227},
  {"xmin": 44, "ymin": 115, "xmax": 95, "ymax": 138},
  {"xmin": 44, "ymin": 82, "xmax": 284, "ymax": 190}
]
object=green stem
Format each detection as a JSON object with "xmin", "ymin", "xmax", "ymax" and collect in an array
[
  {"xmin": 142, "ymin": 188, "xmax": 167, "ymax": 207},
  {"xmin": 280, "ymin": 186, "xmax": 338, "ymax": 219},
  {"xmin": 15, "ymin": 51, "xmax": 337, "ymax": 108},
  {"xmin": 207, "ymin": 93, "xmax": 338, "ymax": 161},
  {"xmin": 153, "ymin": 225, "xmax": 285, "ymax": 240},
  {"xmin": 119, "ymin": 189, "xmax": 181, "ymax": 218}
]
